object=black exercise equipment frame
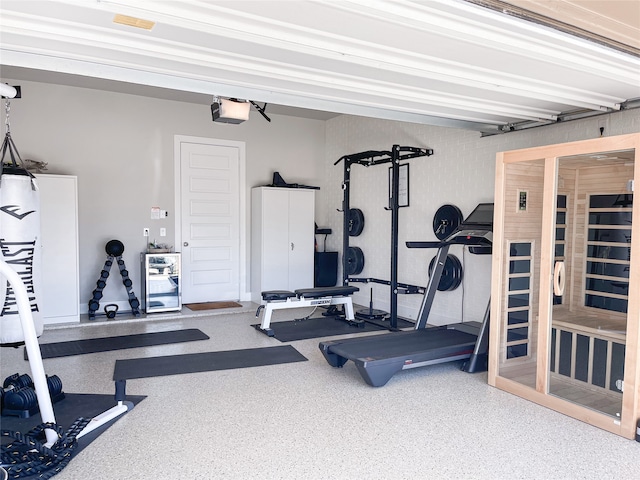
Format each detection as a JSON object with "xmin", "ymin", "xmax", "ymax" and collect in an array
[
  {"xmin": 335, "ymin": 145, "xmax": 433, "ymax": 329},
  {"xmin": 319, "ymin": 204, "xmax": 494, "ymax": 387}
]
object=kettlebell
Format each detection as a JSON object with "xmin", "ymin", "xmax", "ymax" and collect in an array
[{"xmin": 104, "ymin": 304, "xmax": 119, "ymax": 319}]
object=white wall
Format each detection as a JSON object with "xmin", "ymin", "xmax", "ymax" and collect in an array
[
  {"xmin": 319, "ymin": 110, "xmax": 640, "ymax": 325},
  {"xmin": 2, "ymin": 79, "xmax": 326, "ymax": 312},
  {"xmin": 3, "ymin": 77, "xmax": 639, "ymax": 322}
]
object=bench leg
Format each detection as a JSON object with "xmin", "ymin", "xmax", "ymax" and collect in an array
[
  {"xmin": 342, "ymin": 298, "xmax": 354, "ymax": 321},
  {"xmin": 259, "ymin": 303, "xmax": 276, "ymax": 336},
  {"xmin": 326, "ymin": 297, "xmax": 355, "ymax": 321},
  {"xmin": 258, "ymin": 299, "xmax": 299, "ymax": 336}
]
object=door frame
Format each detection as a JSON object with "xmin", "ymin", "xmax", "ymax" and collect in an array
[{"xmin": 173, "ymin": 135, "xmax": 248, "ymax": 301}]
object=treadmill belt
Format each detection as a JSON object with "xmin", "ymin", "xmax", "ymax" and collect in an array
[{"xmin": 326, "ymin": 328, "xmax": 477, "ymax": 361}]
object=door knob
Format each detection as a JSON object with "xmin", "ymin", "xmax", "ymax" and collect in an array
[{"xmin": 183, "ymin": 242, "xmax": 189, "ymax": 247}]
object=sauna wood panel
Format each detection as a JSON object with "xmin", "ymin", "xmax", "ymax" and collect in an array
[{"xmin": 490, "ymin": 133, "xmax": 639, "ymax": 440}]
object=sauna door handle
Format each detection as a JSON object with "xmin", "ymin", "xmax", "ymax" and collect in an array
[{"xmin": 553, "ymin": 261, "xmax": 565, "ymax": 296}]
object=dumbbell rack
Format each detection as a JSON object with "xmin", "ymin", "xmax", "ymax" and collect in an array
[{"xmin": 88, "ymin": 254, "xmax": 140, "ymax": 320}]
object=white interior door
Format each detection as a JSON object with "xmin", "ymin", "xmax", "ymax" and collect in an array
[{"xmin": 179, "ymin": 140, "xmax": 241, "ymax": 303}]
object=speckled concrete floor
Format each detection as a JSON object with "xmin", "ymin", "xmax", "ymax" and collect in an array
[{"xmin": 2, "ymin": 308, "xmax": 638, "ymax": 479}]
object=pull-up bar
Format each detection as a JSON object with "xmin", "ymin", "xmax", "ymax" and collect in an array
[{"xmin": 336, "ymin": 144, "xmax": 434, "ymax": 328}]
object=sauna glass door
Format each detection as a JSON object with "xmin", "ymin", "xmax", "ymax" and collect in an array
[
  {"xmin": 548, "ymin": 150, "xmax": 634, "ymax": 419},
  {"xmin": 496, "ymin": 158, "xmax": 546, "ymax": 387}
]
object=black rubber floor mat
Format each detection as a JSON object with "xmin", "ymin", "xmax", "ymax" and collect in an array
[
  {"xmin": 1, "ymin": 393, "xmax": 145, "ymax": 455},
  {"xmin": 113, "ymin": 345, "xmax": 307, "ymax": 380},
  {"xmin": 28, "ymin": 329, "xmax": 210, "ymax": 359},
  {"xmin": 252, "ymin": 316, "xmax": 415, "ymax": 342}
]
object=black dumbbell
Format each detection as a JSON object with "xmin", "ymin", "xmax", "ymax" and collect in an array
[
  {"xmin": 129, "ymin": 298, "xmax": 140, "ymax": 309},
  {"xmin": 2, "ymin": 374, "xmax": 36, "ymax": 414},
  {"xmin": 46, "ymin": 375, "xmax": 63, "ymax": 397},
  {"xmin": 89, "ymin": 299, "xmax": 100, "ymax": 311},
  {"xmin": 3, "ymin": 373, "xmax": 33, "ymax": 390},
  {"xmin": 3, "ymin": 388, "xmax": 34, "ymax": 411},
  {"xmin": 96, "ymin": 279, "xmax": 107, "ymax": 289},
  {"xmin": 3, "ymin": 386, "xmax": 38, "ymax": 412}
]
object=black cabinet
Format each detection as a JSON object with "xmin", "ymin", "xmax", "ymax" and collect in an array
[{"xmin": 314, "ymin": 252, "xmax": 338, "ymax": 287}]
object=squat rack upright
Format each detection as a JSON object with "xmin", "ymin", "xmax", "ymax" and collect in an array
[{"xmin": 335, "ymin": 144, "xmax": 433, "ymax": 328}]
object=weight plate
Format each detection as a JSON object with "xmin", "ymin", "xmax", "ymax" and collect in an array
[
  {"xmin": 348, "ymin": 208, "xmax": 365, "ymax": 237},
  {"xmin": 432, "ymin": 204, "xmax": 463, "ymax": 240},
  {"xmin": 345, "ymin": 246, "xmax": 365, "ymax": 275},
  {"xmin": 428, "ymin": 254, "xmax": 463, "ymax": 291}
]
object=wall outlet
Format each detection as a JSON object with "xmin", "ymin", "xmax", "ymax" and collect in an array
[
  {"xmin": 143, "ymin": 228, "xmax": 150, "ymax": 237},
  {"xmin": 160, "ymin": 227, "xmax": 166, "ymax": 237}
]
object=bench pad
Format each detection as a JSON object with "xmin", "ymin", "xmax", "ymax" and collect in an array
[
  {"xmin": 294, "ymin": 286, "xmax": 359, "ymax": 299},
  {"xmin": 261, "ymin": 290, "xmax": 296, "ymax": 301}
]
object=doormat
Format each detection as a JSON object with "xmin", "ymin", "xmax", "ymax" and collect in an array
[
  {"xmin": 113, "ymin": 345, "xmax": 307, "ymax": 380},
  {"xmin": 252, "ymin": 316, "xmax": 415, "ymax": 342},
  {"xmin": 27, "ymin": 329, "xmax": 210, "ymax": 359},
  {"xmin": 184, "ymin": 301, "xmax": 243, "ymax": 311}
]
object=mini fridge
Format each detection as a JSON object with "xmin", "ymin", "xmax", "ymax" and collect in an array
[{"xmin": 141, "ymin": 253, "xmax": 181, "ymax": 313}]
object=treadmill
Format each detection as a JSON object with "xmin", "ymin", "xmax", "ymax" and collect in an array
[{"xmin": 318, "ymin": 203, "xmax": 493, "ymax": 387}]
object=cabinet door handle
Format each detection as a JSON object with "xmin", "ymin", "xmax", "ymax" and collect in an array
[
  {"xmin": 291, "ymin": 242, "xmax": 294, "ymax": 250},
  {"xmin": 553, "ymin": 261, "xmax": 565, "ymax": 296}
]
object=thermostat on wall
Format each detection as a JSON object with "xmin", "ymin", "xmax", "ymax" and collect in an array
[{"xmin": 518, "ymin": 190, "xmax": 528, "ymax": 212}]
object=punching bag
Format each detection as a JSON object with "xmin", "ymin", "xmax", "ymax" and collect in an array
[{"xmin": 0, "ymin": 132, "xmax": 44, "ymax": 343}]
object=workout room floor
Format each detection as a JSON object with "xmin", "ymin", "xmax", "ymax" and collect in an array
[{"xmin": 2, "ymin": 306, "xmax": 638, "ymax": 479}]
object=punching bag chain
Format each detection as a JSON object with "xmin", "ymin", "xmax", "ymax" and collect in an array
[
  {"xmin": 1, "ymin": 99, "xmax": 24, "ymax": 171},
  {"xmin": 4, "ymin": 99, "xmax": 10, "ymax": 134}
]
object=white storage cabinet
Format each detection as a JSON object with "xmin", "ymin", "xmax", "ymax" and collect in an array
[
  {"xmin": 36, "ymin": 174, "xmax": 80, "ymax": 324},
  {"xmin": 251, "ymin": 187, "xmax": 315, "ymax": 303}
]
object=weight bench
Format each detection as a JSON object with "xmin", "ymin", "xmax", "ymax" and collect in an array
[{"xmin": 256, "ymin": 286, "xmax": 360, "ymax": 336}]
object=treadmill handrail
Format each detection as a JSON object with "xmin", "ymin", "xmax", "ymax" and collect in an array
[{"xmin": 406, "ymin": 241, "xmax": 447, "ymax": 249}]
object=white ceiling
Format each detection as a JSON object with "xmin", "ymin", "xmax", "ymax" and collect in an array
[{"xmin": 1, "ymin": 0, "xmax": 639, "ymax": 133}]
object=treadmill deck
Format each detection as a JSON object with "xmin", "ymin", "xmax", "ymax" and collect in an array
[{"xmin": 320, "ymin": 326, "xmax": 479, "ymax": 386}]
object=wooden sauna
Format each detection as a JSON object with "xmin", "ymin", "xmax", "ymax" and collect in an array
[{"xmin": 489, "ymin": 133, "xmax": 640, "ymax": 439}]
